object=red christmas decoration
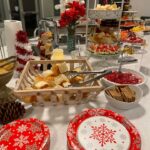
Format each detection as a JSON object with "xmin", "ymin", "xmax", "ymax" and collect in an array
[
  {"xmin": 16, "ymin": 31, "xmax": 29, "ymax": 43},
  {"xmin": 15, "ymin": 30, "xmax": 33, "ymax": 75}
]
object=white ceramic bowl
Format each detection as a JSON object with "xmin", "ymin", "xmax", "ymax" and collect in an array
[
  {"xmin": 102, "ymin": 67, "xmax": 146, "ymax": 87},
  {"xmin": 104, "ymin": 85, "xmax": 143, "ymax": 109}
]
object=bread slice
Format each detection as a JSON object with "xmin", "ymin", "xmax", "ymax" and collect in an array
[
  {"xmin": 3, "ymin": 63, "xmax": 14, "ymax": 71},
  {"xmin": 51, "ymin": 48, "xmax": 64, "ymax": 60},
  {"xmin": 0, "ymin": 68, "xmax": 8, "ymax": 74},
  {"xmin": 34, "ymin": 81, "xmax": 49, "ymax": 89},
  {"xmin": 44, "ymin": 76, "xmax": 56, "ymax": 87},
  {"xmin": 51, "ymin": 64, "xmax": 60, "ymax": 76},
  {"xmin": 62, "ymin": 82, "xmax": 71, "ymax": 88},
  {"xmin": 42, "ymin": 70, "xmax": 53, "ymax": 77},
  {"xmin": 70, "ymin": 76, "xmax": 84, "ymax": 84},
  {"xmin": 34, "ymin": 75, "xmax": 44, "ymax": 84},
  {"xmin": 54, "ymin": 74, "xmax": 69, "ymax": 85}
]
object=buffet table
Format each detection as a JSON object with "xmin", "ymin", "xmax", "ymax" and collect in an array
[{"xmin": 6, "ymin": 35, "xmax": 150, "ymax": 150}]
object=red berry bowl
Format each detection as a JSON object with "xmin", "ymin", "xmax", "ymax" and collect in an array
[{"xmin": 102, "ymin": 67, "xmax": 146, "ymax": 87}]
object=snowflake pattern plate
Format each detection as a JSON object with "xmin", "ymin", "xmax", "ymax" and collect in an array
[
  {"xmin": 0, "ymin": 118, "xmax": 50, "ymax": 150},
  {"xmin": 67, "ymin": 109, "xmax": 141, "ymax": 150}
]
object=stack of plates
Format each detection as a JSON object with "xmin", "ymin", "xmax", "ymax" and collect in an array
[
  {"xmin": 0, "ymin": 118, "xmax": 50, "ymax": 150},
  {"xmin": 67, "ymin": 109, "xmax": 141, "ymax": 150}
]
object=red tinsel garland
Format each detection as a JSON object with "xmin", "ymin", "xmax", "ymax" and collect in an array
[
  {"xmin": 16, "ymin": 31, "xmax": 29, "ymax": 43},
  {"xmin": 15, "ymin": 30, "xmax": 33, "ymax": 73},
  {"xmin": 17, "ymin": 57, "xmax": 28, "ymax": 65},
  {"xmin": 16, "ymin": 67, "xmax": 24, "ymax": 72},
  {"xmin": 16, "ymin": 46, "xmax": 32, "ymax": 55}
]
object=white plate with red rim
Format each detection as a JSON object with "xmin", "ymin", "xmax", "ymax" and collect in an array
[
  {"xmin": 67, "ymin": 108, "xmax": 141, "ymax": 150},
  {"xmin": 102, "ymin": 67, "xmax": 146, "ymax": 87}
]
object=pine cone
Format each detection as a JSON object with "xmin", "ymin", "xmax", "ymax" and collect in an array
[{"xmin": 0, "ymin": 101, "xmax": 25, "ymax": 125}]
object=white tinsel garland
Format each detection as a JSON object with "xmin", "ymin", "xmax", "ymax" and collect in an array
[
  {"xmin": 17, "ymin": 54, "xmax": 31, "ymax": 61},
  {"xmin": 16, "ymin": 42, "xmax": 32, "ymax": 52}
]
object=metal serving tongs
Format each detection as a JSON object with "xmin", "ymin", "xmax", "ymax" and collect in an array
[
  {"xmin": 65, "ymin": 69, "xmax": 111, "ymax": 78},
  {"xmin": 0, "ymin": 56, "xmax": 17, "ymax": 68},
  {"xmin": 70, "ymin": 70, "xmax": 112, "ymax": 87}
]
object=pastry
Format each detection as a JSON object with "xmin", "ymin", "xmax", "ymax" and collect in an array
[
  {"xmin": 54, "ymin": 74, "xmax": 69, "ymax": 85},
  {"xmin": 34, "ymin": 75, "xmax": 45, "ymax": 84},
  {"xmin": 0, "ymin": 59, "xmax": 15, "ymax": 75},
  {"xmin": 51, "ymin": 48, "xmax": 64, "ymax": 60},
  {"xmin": 44, "ymin": 76, "xmax": 56, "ymax": 87},
  {"xmin": 70, "ymin": 76, "xmax": 84, "ymax": 84},
  {"xmin": 95, "ymin": 3, "xmax": 119, "ymax": 10},
  {"xmin": 89, "ymin": 31, "xmax": 117, "ymax": 44},
  {"xmin": 25, "ymin": 62, "xmax": 87, "ymax": 92},
  {"xmin": 62, "ymin": 82, "xmax": 71, "ymax": 88},
  {"xmin": 3, "ymin": 63, "xmax": 15, "ymax": 71},
  {"xmin": 54, "ymin": 85, "xmax": 63, "ymax": 88},
  {"xmin": 42, "ymin": 70, "xmax": 53, "ymax": 77},
  {"xmin": 34, "ymin": 81, "xmax": 49, "ymax": 89},
  {"xmin": 0, "ymin": 68, "xmax": 8, "ymax": 74},
  {"xmin": 51, "ymin": 64, "xmax": 60, "ymax": 76}
]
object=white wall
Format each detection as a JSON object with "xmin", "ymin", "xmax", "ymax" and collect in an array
[
  {"xmin": 40, "ymin": 0, "xmax": 54, "ymax": 18},
  {"xmin": 131, "ymin": 0, "xmax": 150, "ymax": 17},
  {"xmin": 42, "ymin": 0, "xmax": 150, "ymax": 18},
  {"xmin": 43, "ymin": 0, "xmax": 54, "ymax": 17}
]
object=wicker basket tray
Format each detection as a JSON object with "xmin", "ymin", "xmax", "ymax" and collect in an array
[{"xmin": 14, "ymin": 59, "xmax": 103, "ymax": 106}]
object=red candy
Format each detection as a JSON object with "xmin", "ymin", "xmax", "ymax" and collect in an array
[{"xmin": 105, "ymin": 71, "xmax": 142, "ymax": 84}]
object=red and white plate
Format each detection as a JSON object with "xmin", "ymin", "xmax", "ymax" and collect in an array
[
  {"xmin": 0, "ymin": 118, "xmax": 50, "ymax": 150},
  {"xmin": 67, "ymin": 109, "xmax": 141, "ymax": 150}
]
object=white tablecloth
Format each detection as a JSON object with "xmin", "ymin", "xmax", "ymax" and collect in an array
[{"xmin": 7, "ymin": 35, "xmax": 150, "ymax": 150}]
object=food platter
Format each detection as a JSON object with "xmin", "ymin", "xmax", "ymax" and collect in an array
[
  {"xmin": 67, "ymin": 108, "xmax": 141, "ymax": 150},
  {"xmin": 88, "ymin": 49, "xmax": 120, "ymax": 59},
  {"xmin": 87, "ymin": 42, "xmax": 120, "ymax": 59}
]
